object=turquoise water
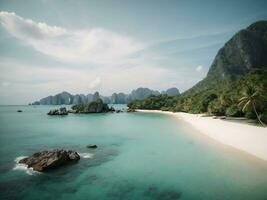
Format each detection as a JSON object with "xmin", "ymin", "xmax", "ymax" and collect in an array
[{"xmin": 0, "ymin": 105, "xmax": 267, "ymax": 200}]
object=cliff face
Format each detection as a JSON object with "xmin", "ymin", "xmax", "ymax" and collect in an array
[
  {"xmin": 208, "ymin": 21, "xmax": 267, "ymax": 81},
  {"xmin": 130, "ymin": 88, "xmax": 160, "ymax": 100},
  {"xmin": 185, "ymin": 21, "xmax": 267, "ymax": 94}
]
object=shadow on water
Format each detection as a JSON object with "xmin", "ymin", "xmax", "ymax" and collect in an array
[
  {"xmin": 107, "ymin": 181, "xmax": 136, "ymax": 199},
  {"xmin": 144, "ymin": 185, "xmax": 182, "ymax": 200},
  {"xmin": 105, "ymin": 183, "xmax": 182, "ymax": 200},
  {"xmin": 0, "ymin": 176, "xmax": 34, "ymax": 200}
]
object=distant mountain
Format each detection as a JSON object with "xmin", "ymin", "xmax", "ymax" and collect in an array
[
  {"xmin": 130, "ymin": 88, "xmax": 160, "ymax": 100},
  {"xmin": 38, "ymin": 91, "xmax": 72, "ymax": 105},
  {"xmin": 31, "ymin": 87, "xmax": 180, "ymax": 105},
  {"xmin": 186, "ymin": 20, "xmax": 267, "ymax": 95},
  {"xmin": 110, "ymin": 93, "xmax": 128, "ymax": 104},
  {"xmin": 162, "ymin": 87, "xmax": 180, "ymax": 96}
]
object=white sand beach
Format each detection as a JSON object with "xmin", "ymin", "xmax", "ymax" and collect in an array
[{"xmin": 137, "ymin": 110, "xmax": 267, "ymax": 161}]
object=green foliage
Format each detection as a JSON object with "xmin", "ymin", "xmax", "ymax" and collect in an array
[
  {"xmin": 71, "ymin": 99, "xmax": 110, "ymax": 113},
  {"xmin": 127, "ymin": 95, "xmax": 179, "ymax": 111},
  {"xmin": 225, "ymin": 105, "xmax": 243, "ymax": 117},
  {"xmin": 245, "ymin": 111, "xmax": 256, "ymax": 119},
  {"xmin": 208, "ymin": 100, "xmax": 225, "ymax": 116},
  {"xmin": 59, "ymin": 107, "xmax": 67, "ymax": 113},
  {"xmin": 261, "ymin": 109, "xmax": 267, "ymax": 123},
  {"xmin": 128, "ymin": 68, "xmax": 267, "ymax": 122}
]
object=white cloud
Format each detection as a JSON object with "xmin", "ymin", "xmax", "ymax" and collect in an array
[
  {"xmin": 89, "ymin": 77, "xmax": 101, "ymax": 90},
  {"xmin": 0, "ymin": 60, "xmax": 178, "ymax": 104},
  {"xmin": 0, "ymin": 11, "xmax": 211, "ymax": 104},
  {"xmin": 196, "ymin": 65, "xmax": 203, "ymax": 72},
  {"xmin": 0, "ymin": 11, "xmax": 66, "ymax": 39},
  {"xmin": 0, "ymin": 11, "xmax": 142, "ymax": 64}
]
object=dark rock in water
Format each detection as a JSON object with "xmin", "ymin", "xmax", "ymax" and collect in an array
[
  {"xmin": 86, "ymin": 144, "xmax": 97, "ymax": 148},
  {"xmin": 115, "ymin": 110, "xmax": 123, "ymax": 113},
  {"xmin": 47, "ymin": 107, "xmax": 68, "ymax": 115},
  {"xmin": 18, "ymin": 149, "xmax": 80, "ymax": 172},
  {"xmin": 17, "ymin": 110, "xmax": 23, "ymax": 112}
]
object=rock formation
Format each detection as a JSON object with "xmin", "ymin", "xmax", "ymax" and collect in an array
[{"xmin": 19, "ymin": 149, "xmax": 80, "ymax": 172}]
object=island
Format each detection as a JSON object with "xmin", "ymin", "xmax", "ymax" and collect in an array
[{"xmin": 18, "ymin": 149, "xmax": 80, "ymax": 172}]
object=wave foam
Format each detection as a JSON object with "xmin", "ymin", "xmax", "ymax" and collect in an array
[
  {"xmin": 79, "ymin": 152, "xmax": 94, "ymax": 159},
  {"xmin": 13, "ymin": 156, "xmax": 40, "ymax": 175}
]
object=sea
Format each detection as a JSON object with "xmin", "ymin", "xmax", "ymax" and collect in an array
[{"xmin": 0, "ymin": 105, "xmax": 267, "ymax": 200}]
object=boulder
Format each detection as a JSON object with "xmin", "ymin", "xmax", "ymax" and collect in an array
[
  {"xmin": 86, "ymin": 144, "xmax": 97, "ymax": 148},
  {"xmin": 19, "ymin": 149, "xmax": 80, "ymax": 172}
]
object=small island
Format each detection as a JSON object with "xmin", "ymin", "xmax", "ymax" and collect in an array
[
  {"xmin": 19, "ymin": 149, "xmax": 80, "ymax": 172},
  {"xmin": 71, "ymin": 98, "xmax": 114, "ymax": 113},
  {"xmin": 47, "ymin": 92, "xmax": 116, "ymax": 115}
]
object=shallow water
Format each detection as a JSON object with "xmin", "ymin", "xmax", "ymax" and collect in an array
[{"xmin": 0, "ymin": 105, "xmax": 267, "ymax": 200}]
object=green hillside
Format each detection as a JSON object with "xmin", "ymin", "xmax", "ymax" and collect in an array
[{"xmin": 128, "ymin": 21, "xmax": 267, "ymax": 124}]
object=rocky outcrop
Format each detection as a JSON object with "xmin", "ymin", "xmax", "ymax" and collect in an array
[
  {"xmin": 47, "ymin": 107, "xmax": 68, "ymax": 115},
  {"xmin": 207, "ymin": 22, "xmax": 267, "ymax": 81},
  {"xmin": 71, "ymin": 99, "xmax": 111, "ymax": 113},
  {"xmin": 86, "ymin": 144, "xmax": 97, "ymax": 148},
  {"xmin": 19, "ymin": 149, "xmax": 80, "ymax": 172}
]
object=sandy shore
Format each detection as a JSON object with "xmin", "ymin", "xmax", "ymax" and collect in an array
[{"xmin": 137, "ymin": 109, "xmax": 267, "ymax": 161}]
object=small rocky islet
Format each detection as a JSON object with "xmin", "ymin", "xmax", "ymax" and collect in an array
[
  {"xmin": 19, "ymin": 149, "xmax": 80, "ymax": 172},
  {"xmin": 86, "ymin": 144, "xmax": 97, "ymax": 148},
  {"xmin": 18, "ymin": 144, "xmax": 98, "ymax": 172},
  {"xmin": 47, "ymin": 98, "xmax": 135, "ymax": 116}
]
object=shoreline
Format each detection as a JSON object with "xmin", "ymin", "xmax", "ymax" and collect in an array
[{"xmin": 137, "ymin": 109, "xmax": 267, "ymax": 161}]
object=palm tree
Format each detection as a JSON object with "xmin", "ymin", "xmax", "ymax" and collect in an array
[{"xmin": 239, "ymin": 85, "xmax": 266, "ymax": 126}]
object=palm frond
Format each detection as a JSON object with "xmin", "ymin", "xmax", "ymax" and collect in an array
[
  {"xmin": 239, "ymin": 96, "xmax": 248, "ymax": 102},
  {"xmin": 242, "ymin": 100, "xmax": 251, "ymax": 112}
]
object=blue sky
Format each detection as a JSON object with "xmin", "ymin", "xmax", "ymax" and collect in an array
[{"xmin": 0, "ymin": 0, "xmax": 267, "ymax": 104}]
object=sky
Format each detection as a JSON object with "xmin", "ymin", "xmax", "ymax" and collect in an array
[{"xmin": 0, "ymin": 0, "xmax": 267, "ymax": 104}]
